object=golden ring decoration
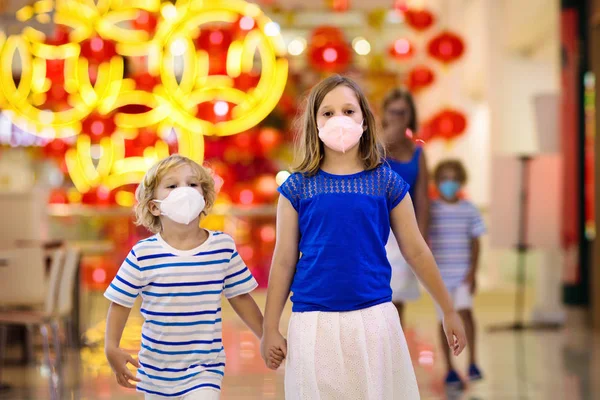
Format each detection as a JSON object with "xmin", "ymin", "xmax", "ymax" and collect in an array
[{"xmin": 0, "ymin": 0, "xmax": 288, "ymax": 196}]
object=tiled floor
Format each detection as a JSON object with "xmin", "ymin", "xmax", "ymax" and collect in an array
[{"xmin": 1, "ymin": 290, "xmax": 599, "ymax": 400}]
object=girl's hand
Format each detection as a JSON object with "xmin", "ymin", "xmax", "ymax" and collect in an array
[
  {"xmin": 442, "ymin": 312, "xmax": 467, "ymax": 356},
  {"xmin": 261, "ymin": 330, "xmax": 287, "ymax": 370},
  {"xmin": 105, "ymin": 346, "xmax": 141, "ymax": 388}
]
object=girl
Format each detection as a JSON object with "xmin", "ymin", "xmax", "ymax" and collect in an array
[
  {"xmin": 261, "ymin": 75, "xmax": 466, "ymax": 399},
  {"xmin": 104, "ymin": 155, "xmax": 264, "ymax": 399},
  {"xmin": 381, "ymin": 88, "xmax": 430, "ymax": 325}
]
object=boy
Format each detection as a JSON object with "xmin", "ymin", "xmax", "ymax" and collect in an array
[{"xmin": 429, "ymin": 159, "xmax": 485, "ymax": 387}]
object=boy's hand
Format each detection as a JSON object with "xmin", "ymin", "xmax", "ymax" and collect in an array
[
  {"xmin": 465, "ymin": 270, "xmax": 476, "ymax": 294},
  {"xmin": 105, "ymin": 346, "xmax": 141, "ymax": 388},
  {"xmin": 261, "ymin": 330, "xmax": 287, "ymax": 370}
]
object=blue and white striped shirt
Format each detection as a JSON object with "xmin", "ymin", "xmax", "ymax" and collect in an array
[
  {"xmin": 429, "ymin": 200, "xmax": 486, "ymax": 290},
  {"xmin": 104, "ymin": 230, "xmax": 258, "ymax": 398}
]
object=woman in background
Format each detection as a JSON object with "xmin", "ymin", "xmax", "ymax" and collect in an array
[{"xmin": 381, "ymin": 88, "xmax": 430, "ymax": 326}]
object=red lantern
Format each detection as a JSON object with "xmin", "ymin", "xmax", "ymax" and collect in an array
[
  {"xmin": 404, "ymin": 9, "xmax": 436, "ymax": 32},
  {"xmin": 429, "ymin": 109, "xmax": 467, "ymax": 141},
  {"xmin": 428, "ymin": 31, "xmax": 465, "ymax": 65},
  {"xmin": 388, "ymin": 38, "xmax": 415, "ymax": 60},
  {"xmin": 82, "ymin": 114, "xmax": 116, "ymax": 142},
  {"xmin": 328, "ymin": 0, "xmax": 350, "ymax": 12},
  {"xmin": 233, "ymin": 184, "xmax": 257, "ymax": 205},
  {"xmin": 406, "ymin": 66, "xmax": 435, "ymax": 92},
  {"xmin": 132, "ymin": 10, "xmax": 158, "ymax": 32},
  {"xmin": 255, "ymin": 174, "xmax": 278, "ymax": 201},
  {"xmin": 81, "ymin": 36, "xmax": 117, "ymax": 64},
  {"xmin": 257, "ymin": 127, "xmax": 282, "ymax": 154},
  {"xmin": 308, "ymin": 26, "xmax": 351, "ymax": 73}
]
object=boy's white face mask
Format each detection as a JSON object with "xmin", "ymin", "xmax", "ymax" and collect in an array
[{"xmin": 153, "ymin": 187, "xmax": 205, "ymax": 225}]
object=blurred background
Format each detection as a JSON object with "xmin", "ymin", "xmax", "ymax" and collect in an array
[{"xmin": 0, "ymin": 0, "xmax": 599, "ymax": 399}]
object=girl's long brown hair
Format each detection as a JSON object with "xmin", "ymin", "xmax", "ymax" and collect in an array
[{"xmin": 293, "ymin": 75, "xmax": 383, "ymax": 175}]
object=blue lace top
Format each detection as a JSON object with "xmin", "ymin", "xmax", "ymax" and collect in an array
[{"xmin": 277, "ymin": 164, "xmax": 410, "ymax": 312}]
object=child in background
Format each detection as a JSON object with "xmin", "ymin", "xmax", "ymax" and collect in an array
[
  {"xmin": 430, "ymin": 160, "xmax": 486, "ymax": 387},
  {"xmin": 261, "ymin": 75, "xmax": 467, "ymax": 399},
  {"xmin": 104, "ymin": 155, "xmax": 265, "ymax": 399}
]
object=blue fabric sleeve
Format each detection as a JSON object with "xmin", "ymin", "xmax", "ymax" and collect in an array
[
  {"xmin": 277, "ymin": 173, "xmax": 301, "ymax": 211},
  {"xmin": 388, "ymin": 170, "xmax": 410, "ymax": 210}
]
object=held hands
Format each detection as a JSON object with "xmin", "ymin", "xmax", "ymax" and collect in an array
[
  {"xmin": 442, "ymin": 312, "xmax": 467, "ymax": 357},
  {"xmin": 105, "ymin": 346, "xmax": 141, "ymax": 388},
  {"xmin": 260, "ymin": 330, "xmax": 287, "ymax": 370}
]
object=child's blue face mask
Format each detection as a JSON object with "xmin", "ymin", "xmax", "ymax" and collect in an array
[{"xmin": 438, "ymin": 180, "xmax": 460, "ymax": 199}]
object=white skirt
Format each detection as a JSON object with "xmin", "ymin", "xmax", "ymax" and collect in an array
[
  {"xmin": 387, "ymin": 231, "xmax": 421, "ymax": 302},
  {"xmin": 285, "ymin": 302, "xmax": 420, "ymax": 400}
]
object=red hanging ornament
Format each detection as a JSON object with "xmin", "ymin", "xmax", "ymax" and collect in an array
[
  {"xmin": 429, "ymin": 109, "xmax": 467, "ymax": 141},
  {"xmin": 132, "ymin": 10, "xmax": 158, "ymax": 32},
  {"xmin": 328, "ymin": 0, "xmax": 350, "ymax": 12},
  {"xmin": 388, "ymin": 38, "xmax": 415, "ymax": 60},
  {"xmin": 404, "ymin": 9, "xmax": 436, "ymax": 32},
  {"xmin": 308, "ymin": 26, "xmax": 351, "ymax": 73},
  {"xmin": 257, "ymin": 127, "xmax": 282, "ymax": 154},
  {"xmin": 406, "ymin": 65, "xmax": 435, "ymax": 92},
  {"xmin": 428, "ymin": 31, "xmax": 465, "ymax": 65},
  {"xmin": 82, "ymin": 113, "xmax": 116, "ymax": 143},
  {"xmin": 81, "ymin": 36, "xmax": 117, "ymax": 64}
]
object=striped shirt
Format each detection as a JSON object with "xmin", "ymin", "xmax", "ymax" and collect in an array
[
  {"xmin": 104, "ymin": 230, "xmax": 258, "ymax": 398},
  {"xmin": 429, "ymin": 200, "xmax": 486, "ymax": 289}
]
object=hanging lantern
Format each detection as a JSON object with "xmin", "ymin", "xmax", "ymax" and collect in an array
[
  {"xmin": 388, "ymin": 38, "xmax": 415, "ymax": 60},
  {"xmin": 406, "ymin": 65, "xmax": 435, "ymax": 92},
  {"xmin": 428, "ymin": 31, "xmax": 465, "ymax": 65},
  {"xmin": 326, "ymin": 0, "xmax": 350, "ymax": 12},
  {"xmin": 429, "ymin": 108, "xmax": 467, "ymax": 141},
  {"xmin": 404, "ymin": 9, "xmax": 435, "ymax": 32},
  {"xmin": 308, "ymin": 26, "xmax": 351, "ymax": 73}
]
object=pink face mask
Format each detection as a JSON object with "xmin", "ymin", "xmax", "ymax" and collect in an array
[{"xmin": 318, "ymin": 116, "xmax": 365, "ymax": 153}]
